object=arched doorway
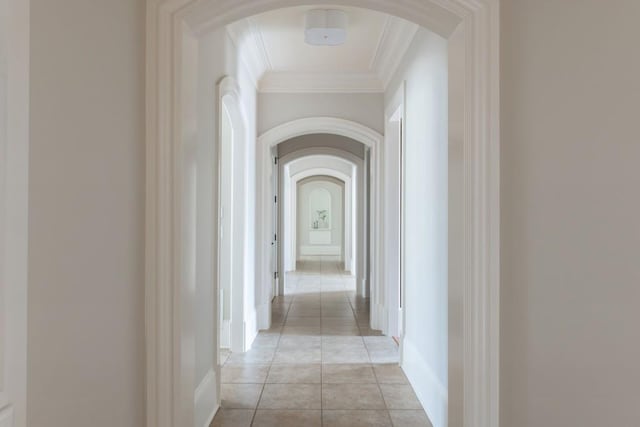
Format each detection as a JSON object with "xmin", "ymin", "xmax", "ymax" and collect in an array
[{"xmin": 146, "ymin": 1, "xmax": 500, "ymax": 426}]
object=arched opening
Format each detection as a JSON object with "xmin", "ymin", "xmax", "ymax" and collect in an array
[{"xmin": 146, "ymin": 2, "xmax": 500, "ymax": 427}]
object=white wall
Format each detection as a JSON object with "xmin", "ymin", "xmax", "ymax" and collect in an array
[
  {"xmin": 386, "ymin": 28, "xmax": 449, "ymax": 427},
  {"xmin": 194, "ymin": 27, "xmax": 258, "ymax": 413},
  {"xmin": 501, "ymin": 1, "xmax": 640, "ymax": 426},
  {"xmin": 258, "ymin": 93, "xmax": 384, "ymax": 135},
  {"xmin": 297, "ymin": 178, "xmax": 344, "ymax": 258},
  {"xmin": 28, "ymin": 1, "xmax": 145, "ymax": 426}
]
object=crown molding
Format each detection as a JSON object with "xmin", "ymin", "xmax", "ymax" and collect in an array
[
  {"xmin": 226, "ymin": 18, "xmax": 272, "ymax": 87},
  {"xmin": 370, "ymin": 16, "xmax": 419, "ymax": 89},
  {"xmin": 259, "ymin": 71, "xmax": 384, "ymax": 93}
]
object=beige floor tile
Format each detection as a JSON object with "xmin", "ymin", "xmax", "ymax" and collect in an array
[
  {"xmin": 388, "ymin": 410, "xmax": 433, "ymax": 427},
  {"xmin": 322, "ymin": 348, "xmax": 370, "ymax": 364},
  {"xmin": 321, "ymin": 410, "xmax": 392, "ymax": 427},
  {"xmin": 379, "ymin": 384, "xmax": 423, "ymax": 409},
  {"xmin": 373, "ymin": 365, "xmax": 409, "ymax": 384},
  {"xmin": 220, "ymin": 384, "xmax": 263, "ymax": 409},
  {"xmin": 226, "ymin": 348, "xmax": 275, "ymax": 365},
  {"xmin": 273, "ymin": 347, "xmax": 322, "ymax": 364},
  {"xmin": 209, "ymin": 409, "xmax": 254, "ymax": 427},
  {"xmin": 267, "ymin": 364, "xmax": 321, "ymax": 383},
  {"xmin": 252, "ymin": 410, "xmax": 321, "ymax": 427},
  {"xmin": 221, "ymin": 364, "xmax": 270, "ymax": 384},
  {"xmin": 322, "ymin": 364, "xmax": 376, "ymax": 383},
  {"xmin": 322, "ymin": 384, "xmax": 386, "ymax": 410},
  {"xmin": 258, "ymin": 384, "xmax": 322, "ymax": 409}
]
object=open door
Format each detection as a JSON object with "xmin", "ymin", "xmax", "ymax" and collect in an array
[{"xmin": 271, "ymin": 150, "xmax": 279, "ymax": 298}]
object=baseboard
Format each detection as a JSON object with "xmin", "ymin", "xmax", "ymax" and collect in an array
[
  {"xmin": 370, "ymin": 303, "xmax": 387, "ymax": 333},
  {"xmin": 194, "ymin": 369, "xmax": 218, "ymax": 427},
  {"xmin": 244, "ymin": 308, "xmax": 258, "ymax": 351},
  {"xmin": 300, "ymin": 245, "xmax": 341, "ymax": 256},
  {"xmin": 402, "ymin": 339, "xmax": 448, "ymax": 427},
  {"xmin": 257, "ymin": 301, "xmax": 271, "ymax": 330},
  {"xmin": 220, "ymin": 319, "xmax": 231, "ymax": 349}
]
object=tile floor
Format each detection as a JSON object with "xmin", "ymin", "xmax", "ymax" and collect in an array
[{"xmin": 212, "ymin": 257, "xmax": 432, "ymax": 427}]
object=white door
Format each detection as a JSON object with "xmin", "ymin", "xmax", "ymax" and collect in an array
[{"xmin": 271, "ymin": 151, "xmax": 279, "ymax": 297}]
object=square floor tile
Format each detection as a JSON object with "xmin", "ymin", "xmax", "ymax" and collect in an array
[
  {"xmin": 274, "ymin": 347, "xmax": 322, "ymax": 364},
  {"xmin": 221, "ymin": 384, "xmax": 263, "ymax": 409},
  {"xmin": 322, "ymin": 364, "xmax": 376, "ymax": 383},
  {"xmin": 379, "ymin": 384, "xmax": 423, "ymax": 409},
  {"xmin": 210, "ymin": 409, "xmax": 254, "ymax": 427},
  {"xmin": 373, "ymin": 365, "xmax": 408, "ymax": 384},
  {"xmin": 388, "ymin": 410, "xmax": 433, "ymax": 427},
  {"xmin": 321, "ymin": 410, "xmax": 392, "ymax": 427},
  {"xmin": 252, "ymin": 410, "xmax": 321, "ymax": 427},
  {"xmin": 258, "ymin": 384, "xmax": 321, "ymax": 409},
  {"xmin": 221, "ymin": 364, "xmax": 270, "ymax": 384},
  {"xmin": 322, "ymin": 384, "xmax": 386, "ymax": 409},
  {"xmin": 226, "ymin": 348, "xmax": 275, "ymax": 365},
  {"xmin": 267, "ymin": 364, "xmax": 321, "ymax": 383}
]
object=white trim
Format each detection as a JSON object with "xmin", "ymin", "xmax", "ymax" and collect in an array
[
  {"xmin": 258, "ymin": 116, "xmax": 382, "ymax": 148},
  {"xmin": 194, "ymin": 370, "xmax": 218, "ymax": 427},
  {"xmin": 146, "ymin": 1, "xmax": 500, "ymax": 427},
  {"xmin": 300, "ymin": 245, "xmax": 342, "ymax": 256},
  {"xmin": 0, "ymin": 0, "xmax": 29, "ymax": 425},
  {"xmin": 370, "ymin": 16, "xmax": 419, "ymax": 88},
  {"xmin": 259, "ymin": 71, "xmax": 384, "ymax": 93},
  {"xmin": 403, "ymin": 338, "xmax": 448, "ymax": 427}
]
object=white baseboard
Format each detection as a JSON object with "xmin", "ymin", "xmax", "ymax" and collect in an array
[
  {"xmin": 219, "ymin": 319, "xmax": 231, "ymax": 349},
  {"xmin": 402, "ymin": 339, "xmax": 448, "ymax": 427},
  {"xmin": 370, "ymin": 303, "xmax": 387, "ymax": 333},
  {"xmin": 257, "ymin": 301, "xmax": 271, "ymax": 330},
  {"xmin": 300, "ymin": 245, "xmax": 341, "ymax": 256},
  {"xmin": 244, "ymin": 308, "xmax": 258, "ymax": 351},
  {"xmin": 194, "ymin": 369, "xmax": 218, "ymax": 427}
]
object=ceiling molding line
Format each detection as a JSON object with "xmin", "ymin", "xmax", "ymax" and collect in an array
[
  {"xmin": 370, "ymin": 17, "xmax": 419, "ymax": 89},
  {"xmin": 226, "ymin": 19, "xmax": 271, "ymax": 87},
  {"xmin": 368, "ymin": 15, "xmax": 392, "ymax": 71},
  {"xmin": 247, "ymin": 17, "xmax": 273, "ymax": 71},
  {"xmin": 259, "ymin": 72, "xmax": 385, "ymax": 93}
]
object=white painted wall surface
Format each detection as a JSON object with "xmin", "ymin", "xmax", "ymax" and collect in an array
[
  {"xmin": 501, "ymin": 1, "xmax": 640, "ymax": 426},
  {"xmin": 28, "ymin": 1, "xmax": 145, "ymax": 426},
  {"xmin": 258, "ymin": 93, "xmax": 384, "ymax": 135},
  {"xmin": 386, "ymin": 28, "xmax": 449, "ymax": 427},
  {"xmin": 297, "ymin": 179, "xmax": 344, "ymax": 258}
]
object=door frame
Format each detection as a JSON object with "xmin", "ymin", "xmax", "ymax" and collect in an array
[
  {"xmin": 145, "ymin": 1, "xmax": 500, "ymax": 426},
  {"xmin": 0, "ymin": 0, "xmax": 29, "ymax": 426}
]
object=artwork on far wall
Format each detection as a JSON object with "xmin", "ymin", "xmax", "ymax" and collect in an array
[
  {"xmin": 309, "ymin": 188, "xmax": 331, "ymax": 230},
  {"xmin": 312, "ymin": 209, "xmax": 329, "ymax": 229}
]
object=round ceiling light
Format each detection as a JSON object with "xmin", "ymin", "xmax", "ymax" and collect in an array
[{"xmin": 305, "ymin": 9, "xmax": 348, "ymax": 46}]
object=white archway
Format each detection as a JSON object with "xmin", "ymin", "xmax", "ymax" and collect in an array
[
  {"xmin": 257, "ymin": 120, "xmax": 381, "ymax": 328},
  {"xmin": 146, "ymin": 2, "xmax": 500, "ymax": 427},
  {"xmin": 283, "ymin": 155, "xmax": 357, "ymax": 281}
]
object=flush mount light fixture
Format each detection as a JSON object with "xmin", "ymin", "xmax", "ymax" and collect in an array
[{"xmin": 305, "ymin": 9, "xmax": 348, "ymax": 46}]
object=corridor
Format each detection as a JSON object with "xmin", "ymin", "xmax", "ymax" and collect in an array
[{"xmin": 212, "ymin": 257, "xmax": 431, "ymax": 426}]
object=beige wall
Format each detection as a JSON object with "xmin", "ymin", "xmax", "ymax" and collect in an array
[
  {"xmin": 501, "ymin": 1, "xmax": 640, "ymax": 426},
  {"xmin": 28, "ymin": 1, "xmax": 145, "ymax": 426}
]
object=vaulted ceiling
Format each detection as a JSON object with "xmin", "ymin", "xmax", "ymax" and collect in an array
[{"xmin": 227, "ymin": 6, "xmax": 418, "ymax": 93}]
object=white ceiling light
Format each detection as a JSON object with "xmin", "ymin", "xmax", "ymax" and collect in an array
[{"xmin": 305, "ymin": 9, "xmax": 348, "ymax": 46}]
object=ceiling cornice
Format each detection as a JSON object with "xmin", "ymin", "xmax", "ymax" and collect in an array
[
  {"xmin": 259, "ymin": 72, "xmax": 384, "ymax": 93},
  {"xmin": 226, "ymin": 18, "xmax": 272, "ymax": 87},
  {"xmin": 228, "ymin": 13, "xmax": 418, "ymax": 93},
  {"xmin": 369, "ymin": 16, "xmax": 419, "ymax": 88}
]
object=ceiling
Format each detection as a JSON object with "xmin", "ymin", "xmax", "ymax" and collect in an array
[{"xmin": 227, "ymin": 6, "xmax": 419, "ymax": 93}]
